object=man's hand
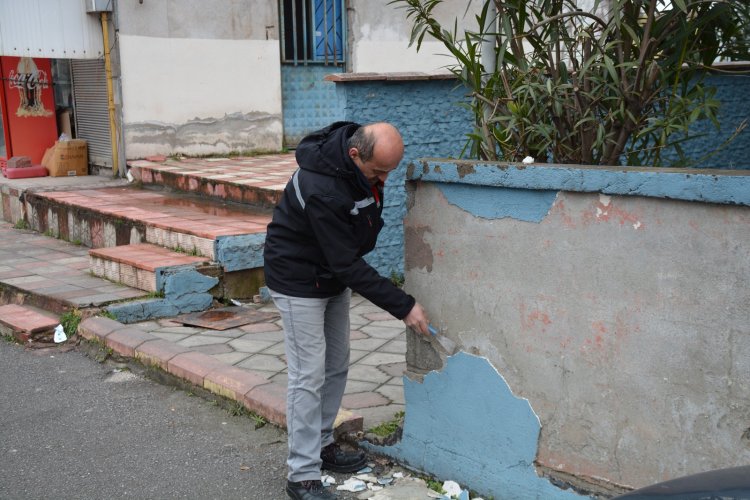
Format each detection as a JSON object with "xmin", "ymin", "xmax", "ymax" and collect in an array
[{"xmin": 403, "ymin": 302, "xmax": 430, "ymax": 336}]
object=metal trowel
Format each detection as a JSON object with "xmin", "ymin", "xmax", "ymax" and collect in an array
[{"xmin": 428, "ymin": 324, "xmax": 458, "ymax": 355}]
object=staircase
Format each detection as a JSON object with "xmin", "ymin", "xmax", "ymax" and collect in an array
[{"xmin": 7, "ymin": 154, "xmax": 296, "ymax": 324}]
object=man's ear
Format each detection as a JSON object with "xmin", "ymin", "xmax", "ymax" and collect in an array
[{"xmin": 348, "ymin": 147, "xmax": 359, "ymax": 161}]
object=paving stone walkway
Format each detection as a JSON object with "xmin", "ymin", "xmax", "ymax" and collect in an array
[
  {"xmin": 0, "ymin": 220, "xmax": 147, "ymax": 309},
  {"xmin": 127, "ymin": 294, "xmax": 407, "ymax": 431}
]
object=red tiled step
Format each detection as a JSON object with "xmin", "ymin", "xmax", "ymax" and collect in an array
[
  {"xmin": 89, "ymin": 243, "xmax": 213, "ymax": 292},
  {"xmin": 25, "ymin": 187, "xmax": 272, "ymax": 265},
  {"xmin": 0, "ymin": 304, "xmax": 59, "ymax": 342},
  {"xmin": 128, "ymin": 154, "xmax": 297, "ymax": 209}
]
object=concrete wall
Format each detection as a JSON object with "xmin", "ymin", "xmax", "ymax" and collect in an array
[
  {"xmin": 347, "ymin": 0, "xmax": 476, "ymax": 73},
  {"xmin": 116, "ymin": 0, "xmax": 282, "ymax": 158},
  {"xmin": 377, "ymin": 162, "xmax": 750, "ymax": 497}
]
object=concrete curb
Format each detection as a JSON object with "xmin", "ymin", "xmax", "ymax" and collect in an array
[{"xmin": 78, "ymin": 316, "xmax": 364, "ymax": 434}]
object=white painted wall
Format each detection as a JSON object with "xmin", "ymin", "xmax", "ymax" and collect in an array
[
  {"xmin": 119, "ymin": 35, "xmax": 281, "ymax": 125},
  {"xmin": 349, "ymin": 0, "xmax": 478, "ymax": 74}
]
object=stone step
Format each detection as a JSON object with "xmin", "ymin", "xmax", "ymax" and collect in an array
[
  {"xmin": 23, "ymin": 186, "xmax": 270, "ymax": 274},
  {"xmin": 0, "ymin": 303, "xmax": 59, "ymax": 343},
  {"xmin": 128, "ymin": 154, "xmax": 296, "ymax": 209},
  {"xmin": 89, "ymin": 243, "xmax": 215, "ymax": 293}
]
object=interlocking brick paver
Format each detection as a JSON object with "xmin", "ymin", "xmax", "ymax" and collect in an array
[
  {"xmin": 358, "ymin": 352, "xmax": 407, "ymax": 366},
  {"xmin": 135, "ymin": 339, "xmax": 192, "ymax": 369},
  {"xmin": 237, "ymin": 354, "xmax": 287, "ymax": 373},
  {"xmin": 228, "ymin": 337, "xmax": 277, "ymax": 353},
  {"xmin": 379, "ymin": 361, "xmax": 408, "ymax": 378},
  {"xmin": 342, "ymin": 391, "xmax": 390, "ymax": 410},
  {"xmin": 376, "ymin": 384, "xmax": 406, "ymax": 402},
  {"xmin": 239, "ymin": 322, "xmax": 282, "ymax": 334},
  {"xmin": 167, "ymin": 351, "xmax": 226, "ymax": 386},
  {"xmin": 204, "ymin": 365, "xmax": 269, "ymax": 400},
  {"xmin": 105, "ymin": 327, "xmax": 158, "ymax": 357},
  {"xmin": 78, "ymin": 316, "xmax": 124, "ymax": 340},
  {"xmin": 347, "ymin": 364, "xmax": 393, "ymax": 385},
  {"xmin": 192, "ymin": 343, "xmax": 234, "ymax": 355},
  {"xmin": 177, "ymin": 335, "xmax": 229, "ymax": 348},
  {"xmin": 244, "ymin": 381, "xmax": 287, "ymax": 427}
]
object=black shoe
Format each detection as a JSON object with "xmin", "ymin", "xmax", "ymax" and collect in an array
[
  {"xmin": 286, "ymin": 480, "xmax": 337, "ymax": 500},
  {"xmin": 320, "ymin": 442, "xmax": 367, "ymax": 473}
]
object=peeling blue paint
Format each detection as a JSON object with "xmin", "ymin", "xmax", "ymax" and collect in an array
[
  {"xmin": 215, "ymin": 233, "xmax": 265, "ymax": 272},
  {"xmin": 438, "ymin": 184, "xmax": 558, "ymax": 222},
  {"xmin": 413, "ymin": 162, "xmax": 750, "ymax": 207},
  {"xmin": 366, "ymin": 352, "xmax": 587, "ymax": 499},
  {"xmin": 107, "ymin": 267, "xmax": 218, "ymax": 323}
]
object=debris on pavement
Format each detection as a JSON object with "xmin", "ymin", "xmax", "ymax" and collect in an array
[
  {"xmin": 337, "ymin": 477, "xmax": 367, "ymax": 492},
  {"xmin": 53, "ymin": 324, "xmax": 67, "ymax": 343},
  {"xmin": 174, "ymin": 306, "xmax": 278, "ymax": 330},
  {"xmin": 326, "ymin": 460, "xmax": 480, "ymax": 499}
]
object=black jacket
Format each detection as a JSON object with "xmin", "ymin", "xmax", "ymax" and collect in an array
[{"xmin": 263, "ymin": 122, "xmax": 415, "ymax": 319}]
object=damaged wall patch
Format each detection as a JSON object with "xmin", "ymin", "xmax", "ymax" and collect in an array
[
  {"xmin": 366, "ymin": 352, "xmax": 587, "ymax": 499},
  {"xmin": 438, "ymin": 184, "xmax": 558, "ymax": 222}
]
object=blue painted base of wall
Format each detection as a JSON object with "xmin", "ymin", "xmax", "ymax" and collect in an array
[{"xmin": 365, "ymin": 352, "xmax": 589, "ymax": 499}]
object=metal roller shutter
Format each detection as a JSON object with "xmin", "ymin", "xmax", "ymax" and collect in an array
[{"xmin": 71, "ymin": 59, "xmax": 112, "ymax": 168}]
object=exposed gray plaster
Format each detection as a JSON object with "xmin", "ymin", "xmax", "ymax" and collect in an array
[{"xmin": 124, "ymin": 112, "xmax": 282, "ymax": 158}]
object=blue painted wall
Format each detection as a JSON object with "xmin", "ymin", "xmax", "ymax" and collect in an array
[
  {"xmin": 282, "ymin": 65, "xmax": 345, "ymax": 147},
  {"xmin": 335, "ymin": 78, "xmax": 472, "ymax": 277},
  {"xmin": 661, "ymin": 73, "xmax": 750, "ymax": 169},
  {"xmin": 368, "ymin": 353, "xmax": 588, "ymax": 499}
]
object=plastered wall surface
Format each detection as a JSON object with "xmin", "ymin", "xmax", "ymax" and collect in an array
[
  {"xmin": 348, "ymin": 0, "xmax": 476, "ymax": 73},
  {"xmin": 116, "ymin": 0, "xmax": 282, "ymax": 158},
  {"xmin": 400, "ymin": 162, "xmax": 750, "ymax": 492}
]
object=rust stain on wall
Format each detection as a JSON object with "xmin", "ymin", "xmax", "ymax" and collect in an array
[
  {"xmin": 406, "ymin": 161, "xmax": 416, "ymax": 179},
  {"xmin": 405, "ymin": 225, "xmax": 433, "ymax": 272},
  {"xmin": 456, "ymin": 162, "xmax": 476, "ymax": 178}
]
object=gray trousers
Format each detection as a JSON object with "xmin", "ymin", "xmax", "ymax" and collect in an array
[{"xmin": 270, "ymin": 288, "xmax": 351, "ymax": 482}]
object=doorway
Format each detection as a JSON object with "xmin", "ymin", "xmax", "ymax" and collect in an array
[{"xmin": 279, "ymin": 0, "xmax": 346, "ymax": 147}]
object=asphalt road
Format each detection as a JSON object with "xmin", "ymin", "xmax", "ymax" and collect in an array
[{"xmin": 0, "ymin": 339, "xmax": 291, "ymax": 500}]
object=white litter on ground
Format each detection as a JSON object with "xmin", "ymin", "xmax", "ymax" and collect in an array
[
  {"xmin": 53, "ymin": 324, "xmax": 67, "ymax": 343},
  {"xmin": 337, "ymin": 477, "xmax": 367, "ymax": 492}
]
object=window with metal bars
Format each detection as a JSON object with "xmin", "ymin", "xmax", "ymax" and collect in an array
[{"xmin": 280, "ymin": 0, "xmax": 345, "ymax": 65}]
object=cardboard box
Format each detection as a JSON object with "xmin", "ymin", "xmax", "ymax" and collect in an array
[{"xmin": 42, "ymin": 140, "xmax": 88, "ymax": 177}]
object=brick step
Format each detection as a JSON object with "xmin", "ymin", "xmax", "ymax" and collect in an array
[
  {"xmin": 88, "ymin": 243, "xmax": 224, "ymax": 324},
  {"xmin": 23, "ymin": 186, "xmax": 270, "ymax": 275},
  {"xmin": 128, "ymin": 154, "xmax": 296, "ymax": 210},
  {"xmin": 0, "ymin": 304, "xmax": 59, "ymax": 343},
  {"xmin": 89, "ymin": 243, "xmax": 216, "ymax": 293}
]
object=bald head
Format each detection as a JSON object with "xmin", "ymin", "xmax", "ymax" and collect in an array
[{"xmin": 348, "ymin": 122, "xmax": 404, "ymax": 185}]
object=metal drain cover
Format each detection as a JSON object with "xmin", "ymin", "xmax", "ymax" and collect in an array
[{"xmin": 176, "ymin": 306, "xmax": 278, "ymax": 330}]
